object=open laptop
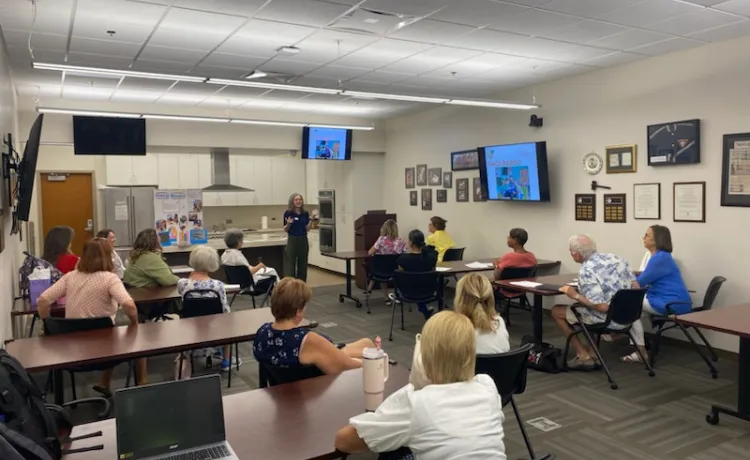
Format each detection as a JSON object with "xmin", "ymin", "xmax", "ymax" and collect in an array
[{"xmin": 114, "ymin": 375, "xmax": 238, "ymax": 460}]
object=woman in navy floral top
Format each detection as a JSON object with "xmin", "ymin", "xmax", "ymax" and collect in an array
[{"xmin": 253, "ymin": 278, "xmax": 374, "ymax": 373}]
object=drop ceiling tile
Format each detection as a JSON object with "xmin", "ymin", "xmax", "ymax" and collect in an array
[
  {"xmin": 199, "ymin": 96, "xmax": 249, "ymax": 107},
  {"xmin": 505, "ymin": 37, "xmax": 580, "ymax": 60},
  {"xmin": 351, "ymin": 70, "xmax": 414, "ymax": 84},
  {"xmin": 446, "ymin": 29, "xmax": 529, "ymax": 52},
  {"xmin": 117, "ymin": 79, "xmax": 175, "ymax": 91},
  {"xmin": 559, "ymin": 44, "xmax": 619, "ymax": 63},
  {"xmin": 629, "ymin": 37, "xmax": 707, "ymax": 56},
  {"xmin": 687, "ymin": 18, "xmax": 750, "ymax": 41},
  {"xmin": 219, "ymin": 19, "xmax": 317, "ymax": 57},
  {"xmin": 645, "ymin": 9, "xmax": 742, "ymax": 36},
  {"xmin": 689, "ymin": 0, "xmax": 735, "ymax": 5},
  {"xmin": 540, "ymin": 0, "xmax": 642, "ymax": 17},
  {"xmin": 398, "ymin": 74, "xmax": 455, "ymax": 88},
  {"xmin": 357, "ymin": 0, "xmax": 454, "ymax": 16},
  {"xmin": 149, "ymin": 8, "xmax": 246, "ymax": 50},
  {"xmin": 258, "ymin": 89, "xmax": 310, "ymax": 101},
  {"xmin": 73, "ymin": 0, "xmax": 167, "ymax": 43},
  {"xmin": 0, "ymin": 0, "xmax": 73, "ymax": 35},
  {"xmin": 503, "ymin": 0, "xmax": 557, "ymax": 6},
  {"xmin": 389, "ymin": 20, "xmax": 477, "ymax": 45},
  {"xmin": 294, "ymin": 93, "xmax": 348, "ymax": 103},
  {"xmin": 131, "ymin": 59, "xmax": 196, "ymax": 73},
  {"xmin": 502, "ymin": 57, "xmax": 571, "ymax": 73},
  {"xmin": 715, "ymin": 0, "xmax": 750, "ymax": 17},
  {"xmin": 423, "ymin": 52, "xmax": 526, "ymax": 78},
  {"xmin": 341, "ymin": 81, "xmax": 391, "ymax": 92},
  {"xmin": 66, "ymin": 52, "xmax": 135, "ymax": 69},
  {"xmin": 308, "ymin": 64, "xmax": 371, "ymax": 80},
  {"xmin": 139, "ymin": 45, "xmax": 207, "ymax": 64},
  {"xmin": 16, "ymin": 48, "xmax": 66, "ymax": 65},
  {"xmin": 2, "ymin": 30, "xmax": 68, "ymax": 52},
  {"xmin": 287, "ymin": 75, "xmax": 342, "ymax": 89},
  {"xmin": 168, "ymin": 81, "xmax": 213, "ymax": 95},
  {"xmin": 62, "ymin": 86, "xmax": 114, "ymax": 101},
  {"xmin": 70, "ymin": 37, "xmax": 142, "ymax": 58},
  {"xmin": 581, "ymin": 51, "xmax": 646, "ymax": 67},
  {"xmin": 383, "ymin": 83, "xmax": 451, "ymax": 97},
  {"xmin": 210, "ymin": 85, "xmax": 268, "ymax": 98},
  {"xmin": 173, "ymin": 0, "xmax": 268, "ymax": 16},
  {"xmin": 430, "ymin": 0, "xmax": 529, "ymax": 27},
  {"xmin": 333, "ymin": 39, "xmax": 431, "ymax": 69},
  {"xmin": 201, "ymin": 53, "xmax": 267, "ymax": 69},
  {"xmin": 254, "ymin": 0, "xmax": 352, "ymax": 27},
  {"xmin": 489, "ymin": 9, "xmax": 582, "ymax": 36},
  {"xmin": 542, "ymin": 63, "xmax": 594, "ymax": 79},
  {"xmin": 191, "ymin": 65, "xmax": 248, "ymax": 79},
  {"xmin": 594, "ymin": 0, "xmax": 698, "ymax": 28},
  {"xmin": 588, "ymin": 29, "xmax": 672, "ymax": 51},
  {"xmin": 110, "ymin": 90, "xmax": 163, "ymax": 103},
  {"xmin": 64, "ymin": 74, "xmax": 121, "ymax": 88},
  {"xmin": 240, "ymin": 98, "xmax": 285, "ymax": 109},
  {"xmin": 295, "ymin": 30, "xmax": 380, "ymax": 64},
  {"xmin": 540, "ymin": 20, "xmax": 629, "ymax": 43},
  {"xmin": 158, "ymin": 93, "xmax": 214, "ymax": 105},
  {"xmin": 261, "ymin": 58, "xmax": 322, "ymax": 76},
  {"xmin": 380, "ymin": 46, "xmax": 483, "ymax": 73}
]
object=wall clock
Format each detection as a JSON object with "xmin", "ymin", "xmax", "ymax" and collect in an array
[{"xmin": 583, "ymin": 152, "xmax": 603, "ymax": 175}]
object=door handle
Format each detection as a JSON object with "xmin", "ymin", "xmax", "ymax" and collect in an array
[{"xmin": 85, "ymin": 219, "xmax": 93, "ymax": 232}]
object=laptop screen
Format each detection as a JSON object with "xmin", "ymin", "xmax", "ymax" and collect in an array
[{"xmin": 115, "ymin": 375, "xmax": 226, "ymax": 460}]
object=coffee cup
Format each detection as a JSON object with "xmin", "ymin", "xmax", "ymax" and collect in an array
[{"xmin": 362, "ymin": 347, "xmax": 389, "ymax": 411}]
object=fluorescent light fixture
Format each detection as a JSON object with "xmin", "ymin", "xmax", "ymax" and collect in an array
[
  {"xmin": 245, "ymin": 70, "xmax": 268, "ymax": 80},
  {"xmin": 33, "ymin": 62, "xmax": 206, "ymax": 83},
  {"xmin": 37, "ymin": 108, "xmax": 141, "ymax": 118},
  {"xmin": 142, "ymin": 114, "xmax": 228, "ymax": 123},
  {"xmin": 312, "ymin": 124, "xmax": 375, "ymax": 131},
  {"xmin": 447, "ymin": 99, "xmax": 538, "ymax": 110},
  {"xmin": 343, "ymin": 90, "xmax": 449, "ymax": 104},
  {"xmin": 207, "ymin": 78, "xmax": 341, "ymax": 94}
]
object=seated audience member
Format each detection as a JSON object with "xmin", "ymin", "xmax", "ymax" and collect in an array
[
  {"xmin": 624, "ymin": 225, "xmax": 691, "ymax": 364},
  {"xmin": 253, "ymin": 278, "xmax": 374, "ymax": 374},
  {"xmin": 178, "ymin": 246, "xmax": 240, "ymax": 372},
  {"xmin": 410, "ymin": 274, "xmax": 510, "ymax": 389},
  {"xmin": 494, "ymin": 227, "xmax": 538, "ymax": 297},
  {"xmin": 335, "ymin": 311, "xmax": 507, "ymax": 460},
  {"xmin": 123, "ymin": 228, "xmax": 179, "ymax": 288},
  {"xmin": 96, "ymin": 228, "xmax": 124, "ymax": 278},
  {"xmin": 37, "ymin": 238, "xmax": 146, "ymax": 392},
  {"xmin": 425, "ymin": 216, "xmax": 455, "ymax": 263},
  {"xmin": 366, "ymin": 219, "xmax": 407, "ymax": 303},
  {"xmin": 397, "ymin": 230, "xmax": 438, "ymax": 319},
  {"xmin": 43, "ymin": 226, "xmax": 79, "ymax": 273},
  {"xmin": 221, "ymin": 228, "xmax": 279, "ymax": 284},
  {"xmin": 550, "ymin": 234, "xmax": 634, "ymax": 370}
]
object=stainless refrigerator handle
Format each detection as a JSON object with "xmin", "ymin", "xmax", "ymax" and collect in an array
[{"xmin": 131, "ymin": 195, "xmax": 136, "ymax": 242}]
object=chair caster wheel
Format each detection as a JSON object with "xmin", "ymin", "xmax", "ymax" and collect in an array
[
  {"xmin": 711, "ymin": 373, "xmax": 718, "ymax": 379},
  {"xmin": 648, "ymin": 371, "xmax": 655, "ymax": 377},
  {"xmin": 706, "ymin": 412, "xmax": 719, "ymax": 425},
  {"xmin": 338, "ymin": 295, "xmax": 344, "ymax": 303},
  {"xmin": 610, "ymin": 384, "xmax": 618, "ymax": 390},
  {"xmin": 388, "ymin": 337, "xmax": 393, "ymax": 342}
]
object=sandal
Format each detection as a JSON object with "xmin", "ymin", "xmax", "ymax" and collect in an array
[
  {"xmin": 92, "ymin": 385, "xmax": 112, "ymax": 398},
  {"xmin": 567, "ymin": 356, "xmax": 596, "ymax": 370},
  {"xmin": 621, "ymin": 351, "xmax": 645, "ymax": 363}
]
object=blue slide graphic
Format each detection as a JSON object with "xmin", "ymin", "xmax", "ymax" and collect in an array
[{"xmin": 483, "ymin": 143, "xmax": 540, "ymax": 201}]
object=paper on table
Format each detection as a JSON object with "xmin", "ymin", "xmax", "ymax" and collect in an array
[
  {"xmin": 465, "ymin": 261, "xmax": 494, "ymax": 269},
  {"xmin": 170, "ymin": 266, "xmax": 194, "ymax": 274},
  {"xmin": 509, "ymin": 281, "xmax": 542, "ymax": 288},
  {"xmin": 435, "ymin": 267, "xmax": 451, "ymax": 272},
  {"xmin": 224, "ymin": 284, "xmax": 241, "ymax": 292}
]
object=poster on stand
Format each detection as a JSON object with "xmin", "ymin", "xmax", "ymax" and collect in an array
[{"xmin": 153, "ymin": 189, "xmax": 207, "ymax": 246}]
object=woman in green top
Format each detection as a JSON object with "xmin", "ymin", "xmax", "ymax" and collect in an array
[{"xmin": 124, "ymin": 228, "xmax": 179, "ymax": 321}]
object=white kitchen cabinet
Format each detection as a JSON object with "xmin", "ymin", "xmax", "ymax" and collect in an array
[
  {"xmin": 203, "ymin": 192, "xmax": 237, "ymax": 207},
  {"xmin": 105, "ymin": 155, "xmax": 159, "ymax": 186},
  {"xmin": 177, "ymin": 154, "xmax": 211, "ymax": 189},
  {"xmin": 272, "ymin": 155, "xmax": 306, "ymax": 205},
  {"xmin": 305, "ymin": 160, "xmax": 319, "ymax": 203},
  {"xmin": 235, "ymin": 191, "xmax": 256, "ymax": 206},
  {"xmin": 197, "ymin": 155, "xmax": 212, "ymax": 188},
  {"xmin": 105, "ymin": 156, "xmax": 134, "ymax": 185},
  {"xmin": 307, "ymin": 231, "xmax": 322, "ymax": 268},
  {"xmin": 252, "ymin": 157, "xmax": 273, "ymax": 205},
  {"xmin": 157, "ymin": 155, "xmax": 180, "ymax": 189},
  {"xmin": 132, "ymin": 155, "xmax": 159, "ymax": 185}
]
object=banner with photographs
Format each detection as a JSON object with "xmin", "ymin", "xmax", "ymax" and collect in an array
[{"xmin": 153, "ymin": 189, "xmax": 207, "ymax": 246}]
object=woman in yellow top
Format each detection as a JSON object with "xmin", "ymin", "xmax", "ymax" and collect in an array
[{"xmin": 426, "ymin": 216, "xmax": 455, "ymax": 262}]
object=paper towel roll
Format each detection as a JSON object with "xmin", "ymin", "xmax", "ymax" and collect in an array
[{"xmin": 261, "ymin": 216, "xmax": 268, "ymax": 229}]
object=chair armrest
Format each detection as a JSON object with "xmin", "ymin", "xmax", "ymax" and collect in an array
[
  {"xmin": 62, "ymin": 397, "xmax": 111, "ymax": 419},
  {"xmin": 569, "ymin": 304, "xmax": 587, "ymax": 323}
]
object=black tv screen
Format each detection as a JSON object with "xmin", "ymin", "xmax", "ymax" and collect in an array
[
  {"xmin": 301, "ymin": 126, "xmax": 352, "ymax": 160},
  {"xmin": 478, "ymin": 141, "xmax": 550, "ymax": 202},
  {"xmin": 73, "ymin": 116, "xmax": 146, "ymax": 155},
  {"xmin": 16, "ymin": 114, "xmax": 44, "ymax": 221}
]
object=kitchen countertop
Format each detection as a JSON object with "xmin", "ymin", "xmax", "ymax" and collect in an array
[{"xmin": 161, "ymin": 235, "xmax": 288, "ymax": 253}]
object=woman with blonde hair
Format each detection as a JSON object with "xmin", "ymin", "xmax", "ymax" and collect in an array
[
  {"xmin": 283, "ymin": 193, "xmax": 311, "ymax": 281},
  {"xmin": 335, "ymin": 311, "xmax": 507, "ymax": 459},
  {"xmin": 366, "ymin": 219, "xmax": 406, "ymax": 304}
]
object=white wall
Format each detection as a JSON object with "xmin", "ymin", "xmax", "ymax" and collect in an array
[
  {"xmin": 0, "ymin": 30, "xmax": 21, "ymax": 342},
  {"xmin": 384, "ymin": 35, "xmax": 750, "ymax": 352}
]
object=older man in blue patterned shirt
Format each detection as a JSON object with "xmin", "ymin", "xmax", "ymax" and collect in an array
[{"xmin": 551, "ymin": 234, "xmax": 635, "ymax": 370}]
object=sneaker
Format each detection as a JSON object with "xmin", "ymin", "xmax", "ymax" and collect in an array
[{"xmin": 221, "ymin": 357, "xmax": 242, "ymax": 372}]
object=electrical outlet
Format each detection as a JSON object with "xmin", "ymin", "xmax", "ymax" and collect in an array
[{"xmin": 225, "ymin": 219, "xmax": 233, "ymax": 224}]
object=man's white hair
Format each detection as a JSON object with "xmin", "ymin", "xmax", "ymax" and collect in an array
[{"xmin": 568, "ymin": 234, "xmax": 597, "ymax": 260}]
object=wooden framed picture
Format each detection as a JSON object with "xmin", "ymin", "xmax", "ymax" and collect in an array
[
  {"xmin": 647, "ymin": 119, "xmax": 700, "ymax": 166},
  {"xmin": 456, "ymin": 178, "xmax": 469, "ymax": 202},
  {"xmin": 421, "ymin": 188, "xmax": 432, "ymax": 210},
  {"xmin": 442, "ymin": 172, "xmax": 452, "ymax": 189},
  {"xmin": 721, "ymin": 132, "xmax": 750, "ymax": 207},
  {"xmin": 633, "ymin": 183, "xmax": 661, "ymax": 220},
  {"xmin": 451, "ymin": 149, "xmax": 479, "ymax": 171},
  {"xmin": 472, "ymin": 177, "xmax": 485, "ymax": 202},
  {"xmin": 606, "ymin": 144, "xmax": 637, "ymax": 173},
  {"xmin": 428, "ymin": 167, "xmax": 442, "ymax": 186},
  {"xmin": 416, "ymin": 164, "xmax": 427, "ymax": 186},
  {"xmin": 409, "ymin": 191, "xmax": 417, "ymax": 206},
  {"xmin": 673, "ymin": 181, "xmax": 705, "ymax": 222},
  {"xmin": 404, "ymin": 167, "xmax": 415, "ymax": 189},
  {"xmin": 436, "ymin": 189, "xmax": 447, "ymax": 203}
]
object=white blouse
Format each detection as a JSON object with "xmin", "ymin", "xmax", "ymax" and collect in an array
[
  {"xmin": 475, "ymin": 316, "xmax": 511, "ymax": 355},
  {"xmin": 350, "ymin": 375, "xmax": 506, "ymax": 460}
]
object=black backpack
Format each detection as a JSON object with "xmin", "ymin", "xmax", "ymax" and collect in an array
[
  {"xmin": 0, "ymin": 350, "xmax": 72, "ymax": 460},
  {"xmin": 521, "ymin": 335, "xmax": 562, "ymax": 374}
]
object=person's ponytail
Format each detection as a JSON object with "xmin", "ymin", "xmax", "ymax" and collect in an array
[
  {"xmin": 454, "ymin": 273, "xmax": 496, "ymax": 333},
  {"xmin": 470, "ymin": 301, "xmax": 493, "ymax": 333}
]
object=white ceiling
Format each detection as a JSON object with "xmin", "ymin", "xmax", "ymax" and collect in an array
[{"xmin": 2, "ymin": 0, "xmax": 750, "ymax": 118}]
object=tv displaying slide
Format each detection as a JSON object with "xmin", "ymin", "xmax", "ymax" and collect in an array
[
  {"xmin": 302, "ymin": 126, "xmax": 352, "ymax": 160},
  {"xmin": 478, "ymin": 141, "xmax": 550, "ymax": 202}
]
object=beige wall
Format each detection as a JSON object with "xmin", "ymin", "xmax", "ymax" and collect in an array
[
  {"xmin": 384, "ymin": 35, "xmax": 750, "ymax": 353},
  {"xmin": 0, "ymin": 29, "xmax": 21, "ymax": 342}
]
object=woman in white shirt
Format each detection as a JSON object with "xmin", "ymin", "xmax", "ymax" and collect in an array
[
  {"xmin": 96, "ymin": 229, "xmax": 124, "ymax": 278},
  {"xmin": 220, "ymin": 229, "xmax": 279, "ymax": 283},
  {"xmin": 335, "ymin": 311, "xmax": 506, "ymax": 460}
]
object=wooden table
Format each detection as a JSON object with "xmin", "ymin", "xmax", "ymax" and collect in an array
[
  {"xmin": 494, "ymin": 273, "xmax": 578, "ymax": 345},
  {"xmin": 5, "ymin": 308, "xmax": 314, "ymax": 405},
  {"xmin": 63, "ymin": 366, "xmax": 410, "ymax": 460},
  {"xmin": 679, "ymin": 304, "xmax": 750, "ymax": 426},
  {"xmin": 322, "ymin": 249, "xmax": 560, "ymax": 309}
]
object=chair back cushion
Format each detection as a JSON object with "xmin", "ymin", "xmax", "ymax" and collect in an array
[
  {"xmin": 259, "ymin": 362, "xmax": 324, "ymax": 387},
  {"xmin": 606, "ymin": 289, "xmax": 647, "ymax": 325},
  {"xmin": 223, "ymin": 265, "xmax": 255, "ymax": 289},
  {"xmin": 393, "ymin": 271, "xmax": 439, "ymax": 303},
  {"xmin": 499, "ymin": 266, "xmax": 537, "ymax": 280},
  {"xmin": 442, "ymin": 247, "xmax": 465, "ymax": 262},
  {"xmin": 702, "ymin": 276, "xmax": 727, "ymax": 310},
  {"xmin": 181, "ymin": 290, "xmax": 224, "ymax": 318},
  {"xmin": 369, "ymin": 254, "xmax": 400, "ymax": 279},
  {"xmin": 475, "ymin": 343, "xmax": 534, "ymax": 398},
  {"xmin": 43, "ymin": 317, "xmax": 113, "ymax": 335}
]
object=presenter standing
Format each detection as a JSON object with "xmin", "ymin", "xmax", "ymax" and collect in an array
[{"xmin": 284, "ymin": 193, "xmax": 311, "ymax": 281}]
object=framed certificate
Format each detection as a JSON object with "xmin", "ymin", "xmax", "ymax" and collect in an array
[
  {"xmin": 633, "ymin": 183, "xmax": 661, "ymax": 220},
  {"xmin": 606, "ymin": 144, "xmax": 637, "ymax": 173},
  {"xmin": 673, "ymin": 182, "xmax": 705, "ymax": 222},
  {"xmin": 721, "ymin": 132, "xmax": 750, "ymax": 207}
]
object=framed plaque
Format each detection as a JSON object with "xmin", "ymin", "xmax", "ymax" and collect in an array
[
  {"xmin": 409, "ymin": 191, "xmax": 417, "ymax": 206},
  {"xmin": 456, "ymin": 178, "xmax": 469, "ymax": 202},
  {"xmin": 574, "ymin": 194, "xmax": 596, "ymax": 221},
  {"xmin": 428, "ymin": 167, "xmax": 442, "ymax": 186},
  {"xmin": 404, "ymin": 167, "xmax": 415, "ymax": 189},
  {"xmin": 603, "ymin": 193, "xmax": 626, "ymax": 223},
  {"xmin": 647, "ymin": 119, "xmax": 700, "ymax": 166},
  {"xmin": 421, "ymin": 188, "xmax": 432, "ymax": 211},
  {"xmin": 673, "ymin": 181, "xmax": 705, "ymax": 222},
  {"xmin": 416, "ymin": 164, "xmax": 427, "ymax": 186},
  {"xmin": 451, "ymin": 149, "xmax": 480, "ymax": 171},
  {"xmin": 606, "ymin": 144, "xmax": 637, "ymax": 173},
  {"xmin": 436, "ymin": 189, "xmax": 447, "ymax": 203},
  {"xmin": 443, "ymin": 171, "xmax": 452, "ymax": 189},
  {"xmin": 633, "ymin": 183, "xmax": 661, "ymax": 220},
  {"xmin": 721, "ymin": 132, "xmax": 750, "ymax": 207},
  {"xmin": 472, "ymin": 177, "xmax": 485, "ymax": 202}
]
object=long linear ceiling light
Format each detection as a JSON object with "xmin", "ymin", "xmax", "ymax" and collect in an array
[
  {"xmin": 36, "ymin": 107, "xmax": 375, "ymax": 130},
  {"xmin": 34, "ymin": 63, "xmax": 539, "ymax": 110}
]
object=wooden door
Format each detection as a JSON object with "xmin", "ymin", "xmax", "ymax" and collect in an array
[{"xmin": 40, "ymin": 173, "xmax": 94, "ymax": 256}]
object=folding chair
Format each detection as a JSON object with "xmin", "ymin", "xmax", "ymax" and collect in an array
[
  {"xmin": 389, "ymin": 271, "xmax": 440, "ymax": 341},
  {"xmin": 441, "ymin": 247, "xmax": 465, "ymax": 285},
  {"xmin": 362, "ymin": 254, "xmax": 400, "ymax": 314},
  {"xmin": 223, "ymin": 264, "xmax": 276, "ymax": 308},
  {"xmin": 496, "ymin": 266, "xmax": 537, "ymax": 326}
]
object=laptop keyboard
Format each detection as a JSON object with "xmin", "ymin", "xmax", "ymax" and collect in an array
[{"xmin": 162, "ymin": 445, "xmax": 231, "ymax": 460}]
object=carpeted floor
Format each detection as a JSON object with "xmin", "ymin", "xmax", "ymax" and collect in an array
[{"xmin": 45, "ymin": 275, "xmax": 746, "ymax": 460}]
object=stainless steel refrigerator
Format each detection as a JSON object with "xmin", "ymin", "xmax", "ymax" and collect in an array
[{"xmin": 101, "ymin": 186, "xmax": 156, "ymax": 247}]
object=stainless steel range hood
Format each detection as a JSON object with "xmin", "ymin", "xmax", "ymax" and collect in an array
[{"xmin": 202, "ymin": 148, "xmax": 254, "ymax": 192}]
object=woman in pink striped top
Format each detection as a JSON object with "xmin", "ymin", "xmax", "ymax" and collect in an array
[{"xmin": 38, "ymin": 238, "xmax": 145, "ymax": 394}]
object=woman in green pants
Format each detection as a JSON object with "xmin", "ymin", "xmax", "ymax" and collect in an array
[{"xmin": 283, "ymin": 193, "xmax": 311, "ymax": 281}]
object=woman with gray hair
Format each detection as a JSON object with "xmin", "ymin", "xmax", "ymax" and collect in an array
[
  {"xmin": 221, "ymin": 228, "xmax": 279, "ymax": 283},
  {"xmin": 177, "ymin": 245, "xmax": 240, "ymax": 372},
  {"xmin": 283, "ymin": 193, "xmax": 311, "ymax": 281}
]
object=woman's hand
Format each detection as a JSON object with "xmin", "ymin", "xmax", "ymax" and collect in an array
[
  {"xmin": 286, "ymin": 216, "xmax": 294, "ymax": 225},
  {"xmin": 559, "ymin": 285, "xmax": 578, "ymax": 300}
]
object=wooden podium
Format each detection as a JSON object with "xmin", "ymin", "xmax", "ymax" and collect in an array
[{"xmin": 354, "ymin": 211, "xmax": 397, "ymax": 290}]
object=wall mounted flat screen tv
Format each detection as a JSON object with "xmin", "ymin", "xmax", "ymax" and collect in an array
[
  {"xmin": 73, "ymin": 116, "xmax": 147, "ymax": 155},
  {"xmin": 478, "ymin": 141, "xmax": 550, "ymax": 202},
  {"xmin": 302, "ymin": 126, "xmax": 352, "ymax": 160},
  {"xmin": 15, "ymin": 114, "xmax": 44, "ymax": 221}
]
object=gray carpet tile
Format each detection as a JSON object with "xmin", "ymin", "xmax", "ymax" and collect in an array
[{"xmin": 38, "ymin": 279, "xmax": 747, "ymax": 460}]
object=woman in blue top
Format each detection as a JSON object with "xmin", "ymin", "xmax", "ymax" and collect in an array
[
  {"xmin": 624, "ymin": 225, "xmax": 691, "ymax": 363},
  {"xmin": 283, "ymin": 193, "xmax": 311, "ymax": 281}
]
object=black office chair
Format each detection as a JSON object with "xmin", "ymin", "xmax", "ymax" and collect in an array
[
  {"xmin": 476, "ymin": 343, "xmax": 554, "ymax": 460},
  {"xmin": 42, "ymin": 317, "xmax": 129, "ymax": 417},
  {"xmin": 181, "ymin": 290, "xmax": 240, "ymax": 387},
  {"xmin": 649, "ymin": 276, "xmax": 726, "ymax": 379},
  {"xmin": 257, "ymin": 361, "xmax": 324, "ymax": 388},
  {"xmin": 223, "ymin": 265, "xmax": 276, "ymax": 308},
  {"xmin": 390, "ymin": 271, "xmax": 440, "ymax": 341},
  {"xmin": 496, "ymin": 266, "xmax": 537, "ymax": 326},
  {"xmin": 362, "ymin": 254, "xmax": 400, "ymax": 314},
  {"xmin": 562, "ymin": 289, "xmax": 655, "ymax": 389},
  {"xmin": 442, "ymin": 247, "xmax": 465, "ymax": 261}
]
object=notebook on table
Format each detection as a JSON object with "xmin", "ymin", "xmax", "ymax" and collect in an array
[{"xmin": 115, "ymin": 374, "xmax": 238, "ymax": 460}]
